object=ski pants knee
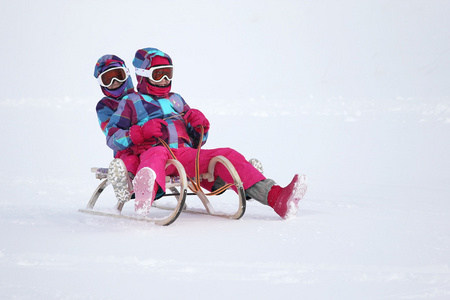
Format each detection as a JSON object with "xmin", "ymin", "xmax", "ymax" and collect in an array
[{"xmin": 137, "ymin": 146, "xmax": 266, "ymax": 194}]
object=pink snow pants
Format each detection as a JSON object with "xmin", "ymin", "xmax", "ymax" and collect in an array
[
  {"xmin": 137, "ymin": 146, "xmax": 266, "ymax": 192},
  {"xmin": 115, "ymin": 149, "xmax": 140, "ymax": 175}
]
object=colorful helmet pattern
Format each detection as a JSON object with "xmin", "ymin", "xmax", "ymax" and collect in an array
[
  {"xmin": 94, "ymin": 54, "xmax": 135, "ymax": 99},
  {"xmin": 133, "ymin": 48, "xmax": 173, "ymax": 97}
]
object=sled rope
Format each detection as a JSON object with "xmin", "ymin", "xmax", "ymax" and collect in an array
[{"xmin": 157, "ymin": 125, "xmax": 234, "ymax": 195}]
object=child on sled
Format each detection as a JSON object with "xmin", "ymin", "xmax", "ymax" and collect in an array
[
  {"xmin": 93, "ymin": 55, "xmax": 140, "ymax": 203},
  {"xmin": 106, "ymin": 48, "xmax": 308, "ymax": 219}
]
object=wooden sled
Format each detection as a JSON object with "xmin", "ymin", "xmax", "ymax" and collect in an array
[{"xmin": 79, "ymin": 156, "xmax": 246, "ymax": 226}]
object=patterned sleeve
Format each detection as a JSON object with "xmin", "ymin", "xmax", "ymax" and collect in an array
[
  {"xmin": 95, "ymin": 98, "xmax": 118, "ymax": 136},
  {"xmin": 176, "ymin": 94, "xmax": 209, "ymax": 147},
  {"xmin": 105, "ymin": 96, "xmax": 136, "ymax": 151}
]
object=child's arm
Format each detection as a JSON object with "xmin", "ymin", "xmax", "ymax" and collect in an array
[
  {"xmin": 183, "ymin": 108, "xmax": 209, "ymax": 147},
  {"xmin": 105, "ymin": 97, "xmax": 136, "ymax": 151},
  {"xmin": 95, "ymin": 98, "xmax": 117, "ymax": 136}
]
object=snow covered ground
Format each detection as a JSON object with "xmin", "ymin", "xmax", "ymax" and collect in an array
[
  {"xmin": 1, "ymin": 1, "xmax": 450, "ymax": 299},
  {"xmin": 1, "ymin": 95, "xmax": 449, "ymax": 299}
]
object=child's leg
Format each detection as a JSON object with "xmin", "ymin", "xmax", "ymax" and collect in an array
[
  {"xmin": 137, "ymin": 146, "xmax": 172, "ymax": 191},
  {"xmin": 176, "ymin": 147, "xmax": 308, "ymax": 219},
  {"xmin": 202, "ymin": 147, "xmax": 266, "ymax": 189},
  {"xmin": 245, "ymin": 178, "xmax": 277, "ymax": 205},
  {"xmin": 176, "ymin": 147, "xmax": 266, "ymax": 190},
  {"xmin": 132, "ymin": 146, "xmax": 171, "ymax": 215},
  {"xmin": 122, "ymin": 155, "xmax": 140, "ymax": 176}
]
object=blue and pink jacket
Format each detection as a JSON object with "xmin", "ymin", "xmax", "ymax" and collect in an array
[
  {"xmin": 94, "ymin": 55, "xmax": 135, "ymax": 138},
  {"xmin": 105, "ymin": 48, "xmax": 208, "ymax": 154},
  {"xmin": 94, "ymin": 55, "xmax": 141, "ymax": 174},
  {"xmin": 104, "ymin": 48, "xmax": 266, "ymax": 195},
  {"xmin": 106, "ymin": 92, "xmax": 208, "ymax": 154}
]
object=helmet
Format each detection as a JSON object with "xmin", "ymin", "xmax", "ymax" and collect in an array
[
  {"xmin": 133, "ymin": 48, "xmax": 173, "ymax": 97},
  {"xmin": 94, "ymin": 55, "xmax": 135, "ymax": 99}
]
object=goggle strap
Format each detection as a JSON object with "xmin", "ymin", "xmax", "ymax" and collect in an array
[{"xmin": 135, "ymin": 68, "xmax": 151, "ymax": 77}]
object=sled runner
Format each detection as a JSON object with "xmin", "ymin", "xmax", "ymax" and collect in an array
[{"xmin": 79, "ymin": 156, "xmax": 247, "ymax": 226}]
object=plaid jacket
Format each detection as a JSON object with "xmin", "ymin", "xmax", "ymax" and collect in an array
[
  {"xmin": 96, "ymin": 97, "xmax": 120, "ymax": 136},
  {"xmin": 94, "ymin": 54, "xmax": 135, "ymax": 139},
  {"xmin": 106, "ymin": 92, "xmax": 208, "ymax": 152}
]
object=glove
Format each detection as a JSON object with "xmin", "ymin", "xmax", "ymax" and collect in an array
[
  {"xmin": 184, "ymin": 109, "xmax": 210, "ymax": 133},
  {"xmin": 129, "ymin": 125, "xmax": 145, "ymax": 145},
  {"xmin": 142, "ymin": 118, "xmax": 168, "ymax": 140}
]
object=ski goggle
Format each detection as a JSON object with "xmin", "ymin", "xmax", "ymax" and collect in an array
[
  {"xmin": 135, "ymin": 65, "xmax": 173, "ymax": 82},
  {"xmin": 97, "ymin": 67, "xmax": 130, "ymax": 88}
]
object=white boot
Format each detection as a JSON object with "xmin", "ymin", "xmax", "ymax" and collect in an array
[
  {"xmin": 107, "ymin": 159, "xmax": 132, "ymax": 203},
  {"xmin": 249, "ymin": 158, "xmax": 264, "ymax": 174}
]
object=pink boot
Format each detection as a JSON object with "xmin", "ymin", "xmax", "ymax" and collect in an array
[
  {"xmin": 133, "ymin": 167, "xmax": 157, "ymax": 215},
  {"xmin": 268, "ymin": 174, "xmax": 308, "ymax": 219}
]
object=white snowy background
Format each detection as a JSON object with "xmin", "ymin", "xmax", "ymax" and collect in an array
[{"xmin": 1, "ymin": 0, "xmax": 450, "ymax": 299}]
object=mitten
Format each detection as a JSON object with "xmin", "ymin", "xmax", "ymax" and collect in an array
[
  {"xmin": 184, "ymin": 109, "xmax": 210, "ymax": 133},
  {"xmin": 129, "ymin": 125, "xmax": 145, "ymax": 145},
  {"xmin": 142, "ymin": 118, "xmax": 168, "ymax": 140}
]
